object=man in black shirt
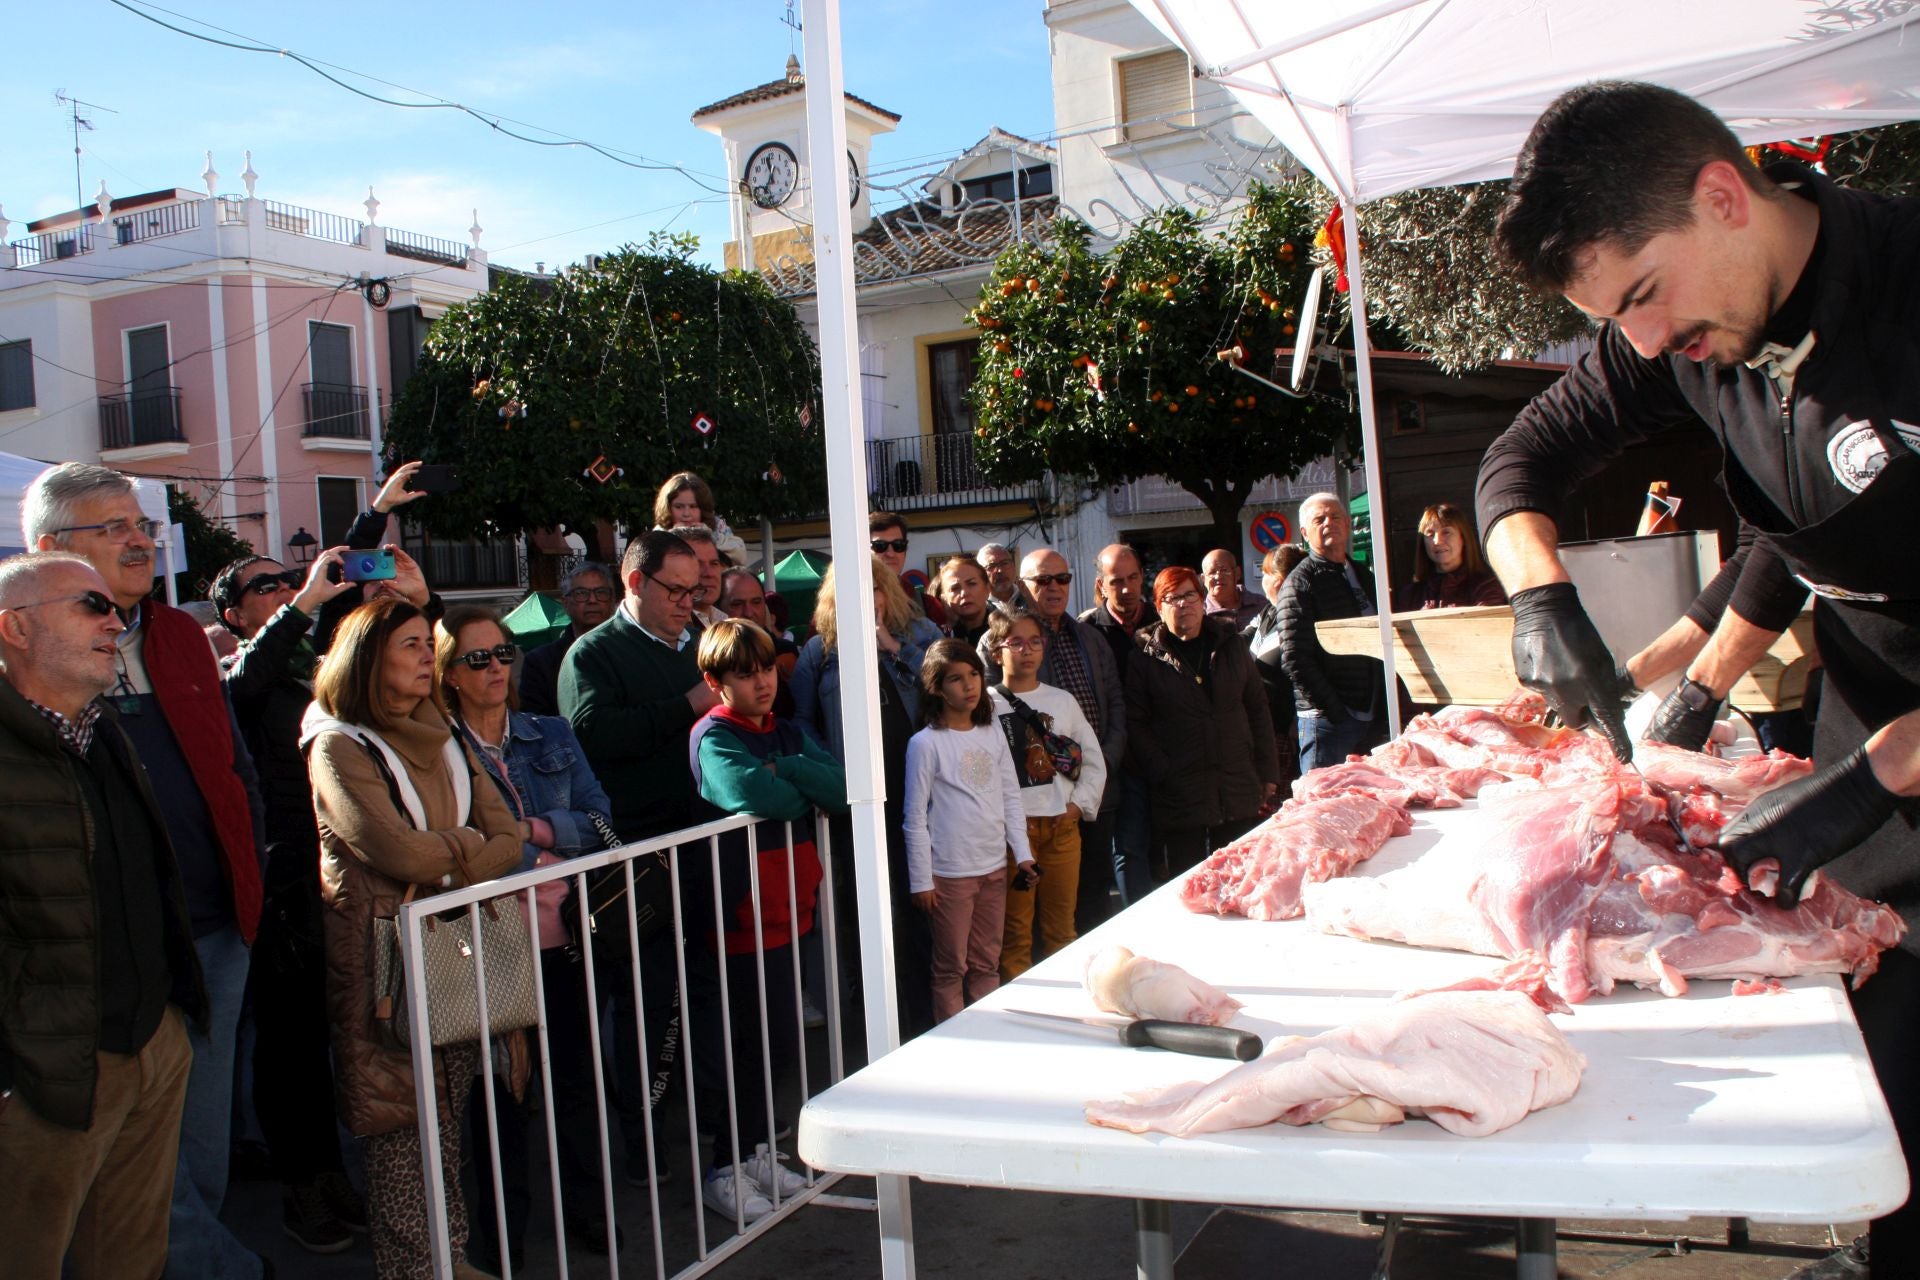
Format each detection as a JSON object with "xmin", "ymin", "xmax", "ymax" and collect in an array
[
  {"xmin": 519, "ymin": 560, "xmax": 617, "ymax": 717},
  {"xmin": 0, "ymin": 552, "xmax": 204, "ymax": 1278}
]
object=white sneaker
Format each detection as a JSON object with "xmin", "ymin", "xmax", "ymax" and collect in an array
[
  {"xmin": 702, "ymin": 1166, "xmax": 773, "ymax": 1223},
  {"xmin": 741, "ymin": 1142, "xmax": 809, "ymax": 1198}
]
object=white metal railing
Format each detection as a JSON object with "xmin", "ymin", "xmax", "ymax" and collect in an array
[
  {"xmin": 262, "ymin": 199, "xmax": 366, "ymax": 245},
  {"xmin": 112, "ymin": 200, "xmax": 200, "ymax": 245},
  {"xmin": 399, "ymin": 809, "xmax": 850, "ymax": 1279}
]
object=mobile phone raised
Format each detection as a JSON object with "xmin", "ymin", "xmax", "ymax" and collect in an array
[
  {"xmin": 405, "ymin": 464, "xmax": 461, "ymax": 494},
  {"xmin": 341, "ymin": 549, "xmax": 397, "ymax": 583}
]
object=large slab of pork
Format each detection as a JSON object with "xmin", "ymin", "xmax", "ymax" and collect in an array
[
  {"xmin": 1084, "ymin": 990, "xmax": 1584, "ymax": 1139},
  {"xmin": 1180, "ymin": 793, "xmax": 1411, "ymax": 921},
  {"xmin": 1302, "ymin": 779, "xmax": 1905, "ymax": 1006}
]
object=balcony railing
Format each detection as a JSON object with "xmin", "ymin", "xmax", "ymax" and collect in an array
[
  {"xmin": 10, "ymin": 224, "xmax": 95, "ymax": 267},
  {"xmin": 302, "ymin": 382, "xmax": 370, "ymax": 439},
  {"xmin": 866, "ymin": 431, "xmax": 1040, "ymax": 512},
  {"xmin": 99, "ymin": 388, "xmax": 185, "ymax": 450},
  {"xmin": 113, "ymin": 201, "xmax": 200, "ymax": 245},
  {"xmin": 263, "ymin": 200, "xmax": 365, "ymax": 245},
  {"xmin": 384, "ymin": 227, "xmax": 468, "ymax": 266}
]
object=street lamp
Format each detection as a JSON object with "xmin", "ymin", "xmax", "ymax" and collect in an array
[{"xmin": 287, "ymin": 526, "xmax": 317, "ymax": 565}]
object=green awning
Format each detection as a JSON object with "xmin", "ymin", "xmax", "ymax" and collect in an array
[
  {"xmin": 774, "ymin": 549, "xmax": 831, "ymax": 639},
  {"xmin": 502, "ymin": 591, "xmax": 572, "ymax": 649}
]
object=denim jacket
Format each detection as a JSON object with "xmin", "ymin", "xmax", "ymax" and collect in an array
[
  {"xmin": 790, "ymin": 618, "xmax": 936, "ymax": 764},
  {"xmin": 458, "ymin": 711, "xmax": 614, "ymax": 872}
]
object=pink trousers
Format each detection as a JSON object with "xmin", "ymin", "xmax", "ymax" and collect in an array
[{"xmin": 929, "ymin": 867, "xmax": 1010, "ymax": 1022}]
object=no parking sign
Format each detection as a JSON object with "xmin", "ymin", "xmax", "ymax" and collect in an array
[{"xmin": 1249, "ymin": 511, "xmax": 1293, "ymax": 552}]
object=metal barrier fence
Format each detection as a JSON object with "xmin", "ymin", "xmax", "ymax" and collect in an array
[{"xmin": 398, "ymin": 810, "xmax": 850, "ymax": 1279}]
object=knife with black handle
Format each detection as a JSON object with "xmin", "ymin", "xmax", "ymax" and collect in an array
[{"xmin": 1006, "ymin": 1009, "xmax": 1263, "ymax": 1061}]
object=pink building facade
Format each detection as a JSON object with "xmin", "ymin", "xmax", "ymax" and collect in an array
[{"xmin": 0, "ymin": 161, "xmax": 488, "ymax": 570}]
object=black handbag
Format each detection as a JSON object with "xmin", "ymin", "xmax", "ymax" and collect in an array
[{"xmin": 565, "ymin": 810, "xmax": 674, "ymax": 962}]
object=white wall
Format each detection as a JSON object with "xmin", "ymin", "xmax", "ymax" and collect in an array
[{"xmin": 0, "ymin": 283, "xmax": 102, "ymax": 460}]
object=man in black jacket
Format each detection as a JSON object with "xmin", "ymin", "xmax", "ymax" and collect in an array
[
  {"xmin": 519, "ymin": 560, "xmax": 616, "ymax": 717},
  {"xmin": 212, "ymin": 548, "xmax": 366, "ymax": 1253},
  {"xmin": 0, "ymin": 552, "xmax": 206, "ymax": 1279},
  {"xmin": 1476, "ymin": 81, "xmax": 1920, "ymax": 1276},
  {"xmin": 1278, "ymin": 493, "xmax": 1387, "ymax": 771}
]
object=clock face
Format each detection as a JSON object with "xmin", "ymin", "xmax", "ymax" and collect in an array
[
  {"xmin": 744, "ymin": 142, "xmax": 799, "ymax": 209},
  {"xmin": 847, "ymin": 149, "xmax": 862, "ymax": 208}
]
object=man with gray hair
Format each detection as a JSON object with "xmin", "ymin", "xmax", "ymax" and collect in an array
[
  {"xmin": 1277, "ymin": 492, "xmax": 1388, "ymax": 772},
  {"xmin": 0, "ymin": 552, "xmax": 205, "ymax": 1278},
  {"xmin": 671, "ymin": 523, "xmax": 731, "ymax": 631},
  {"xmin": 976, "ymin": 541, "xmax": 1028, "ymax": 611},
  {"xmin": 24, "ymin": 462, "xmax": 268, "ymax": 1278},
  {"xmin": 520, "ymin": 559, "xmax": 617, "ymax": 717}
]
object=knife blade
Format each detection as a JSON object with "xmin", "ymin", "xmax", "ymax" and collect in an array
[{"xmin": 1004, "ymin": 1009, "xmax": 1262, "ymax": 1061}]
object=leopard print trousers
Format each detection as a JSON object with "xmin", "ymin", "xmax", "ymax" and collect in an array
[{"xmin": 364, "ymin": 1041, "xmax": 479, "ymax": 1279}]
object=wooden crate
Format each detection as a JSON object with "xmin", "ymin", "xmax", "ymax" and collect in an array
[{"xmin": 1315, "ymin": 607, "xmax": 1814, "ymax": 712}]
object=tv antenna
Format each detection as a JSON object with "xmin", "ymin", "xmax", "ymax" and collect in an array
[{"xmin": 53, "ymin": 90, "xmax": 117, "ymax": 214}]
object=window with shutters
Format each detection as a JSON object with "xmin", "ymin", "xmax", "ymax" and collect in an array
[
  {"xmin": 0, "ymin": 340, "xmax": 33, "ymax": 412},
  {"xmin": 1118, "ymin": 49, "xmax": 1194, "ymax": 142}
]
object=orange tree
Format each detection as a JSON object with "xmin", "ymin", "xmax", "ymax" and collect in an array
[
  {"xmin": 382, "ymin": 234, "xmax": 824, "ymax": 543},
  {"xmin": 968, "ymin": 182, "xmax": 1355, "ymax": 554}
]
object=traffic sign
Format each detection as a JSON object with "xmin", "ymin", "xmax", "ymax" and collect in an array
[{"xmin": 1249, "ymin": 511, "xmax": 1293, "ymax": 552}]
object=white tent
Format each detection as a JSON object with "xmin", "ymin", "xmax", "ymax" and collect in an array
[
  {"xmin": 1126, "ymin": 0, "xmax": 1920, "ymax": 736},
  {"xmin": 0, "ymin": 450, "xmax": 179, "ymax": 602}
]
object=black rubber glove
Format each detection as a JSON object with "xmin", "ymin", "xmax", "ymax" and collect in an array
[
  {"xmin": 1508, "ymin": 582, "xmax": 1632, "ymax": 761},
  {"xmin": 1718, "ymin": 746, "xmax": 1901, "ymax": 909},
  {"xmin": 1644, "ymin": 676, "xmax": 1723, "ymax": 753}
]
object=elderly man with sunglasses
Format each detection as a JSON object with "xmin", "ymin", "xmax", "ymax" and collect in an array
[
  {"xmin": 0, "ymin": 551, "xmax": 210, "ymax": 1280},
  {"xmin": 976, "ymin": 548, "xmax": 1127, "ymax": 929},
  {"xmin": 23, "ymin": 463, "xmax": 272, "ymax": 1279},
  {"xmin": 518, "ymin": 560, "xmax": 617, "ymax": 717}
]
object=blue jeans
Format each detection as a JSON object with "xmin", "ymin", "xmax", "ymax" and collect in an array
[
  {"xmin": 1297, "ymin": 713, "xmax": 1374, "ymax": 774},
  {"xmin": 1111, "ymin": 774, "xmax": 1156, "ymax": 907},
  {"xmin": 166, "ymin": 926, "xmax": 261, "ymax": 1279}
]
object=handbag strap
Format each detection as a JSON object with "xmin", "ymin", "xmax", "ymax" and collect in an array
[
  {"xmin": 993, "ymin": 683, "xmax": 1052, "ymax": 738},
  {"xmin": 584, "ymin": 809, "xmax": 625, "ymax": 853}
]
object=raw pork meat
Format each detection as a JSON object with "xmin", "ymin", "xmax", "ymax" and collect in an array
[
  {"xmin": 1291, "ymin": 758, "xmax": 1503, "ymax": 809},
  {"xmin": 1084, "ymin": 991, "xmax": 1584, "ymax": 1139},
  {"xmin": 1632, "ymin": 741, "xmax": 1815, "ymax": 804},
  {"xmin": 1303, "ymin": 779, "xmax": 1905, "ymax": 1004},
  {"xmin": 1082, "ymin": 946, "xmax": 1243, "ymax": 1026},
  {"xmin": 1180, "ymin": 793, "xmax": 1411, "ymax": 921}
]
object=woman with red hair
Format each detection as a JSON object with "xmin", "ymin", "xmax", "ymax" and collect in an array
[{"xmin": 1124, "ymin": 567, "xmax": 1279, "ymax": 879}]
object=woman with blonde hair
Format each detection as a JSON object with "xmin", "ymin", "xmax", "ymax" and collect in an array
[
  {"xmin": 790, "ymin": 556, "xmax": 939, "ymax": 1035},
  {"xmin": 1395, "ymin": 501, "xmax": 1506, "ymax": 610},
  {"xmin": 652, "ymin": 470, "xmax": 747, "ymax": 563},
  {"xmin": 301, "ymin": 597, "xmax": 529, "ymax": 1279}
]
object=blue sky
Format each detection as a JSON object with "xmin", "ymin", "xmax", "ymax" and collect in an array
[{"xmin": 1, "ymin": 0, "xmax": 1056, "ymax": 273}]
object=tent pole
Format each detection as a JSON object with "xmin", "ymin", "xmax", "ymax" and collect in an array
[
  {"xmin": 801, "ymin": 3, "xmax": 916, "ymax": 1278},
  {"xmin": 1341, "ymin": 194, "xmax": 1402, "ymax": 740}
]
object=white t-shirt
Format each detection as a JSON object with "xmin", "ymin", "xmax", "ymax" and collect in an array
[
  {"xmin": 988, "ymin": 682, "xmax": 1108, "ymax": 820},
  {"xmin": 902, "ymin": 722, "xmax": 1032, "ymax": 893}
]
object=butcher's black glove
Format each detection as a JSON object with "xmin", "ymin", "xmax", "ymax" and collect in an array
[
  {"xmin": 1508, "ymin": 582, "xmax": 1632, "ymax": 761},
  {"xmin": 1644, "ymin": 676, "xmax": 1723, "ymax": 753},
  {"xmin": 1718, "ymin": 746, "xmax": 1901, "ymax": 909}
]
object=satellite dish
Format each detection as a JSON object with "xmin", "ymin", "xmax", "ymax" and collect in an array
[{"xmin": 1290, "ymin": 266, "xmax": 1326, "ymax": 392}]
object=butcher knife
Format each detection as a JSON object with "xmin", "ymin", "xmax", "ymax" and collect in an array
[{"xmin": 1004, "ymin": 1009, "xmax": 1262, "ymax": 1061}]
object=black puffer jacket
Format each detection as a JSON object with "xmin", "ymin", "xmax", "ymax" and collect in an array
[
  {"xmin": 1125, "ymin": 617, "xmax": 1278, "ymax": 832},
  {"xmin": 0, "ymin": 680, "xmax": 205, "ymax": 1129},
  {"xmin": 223, "ymin": 602, "xmax": 320, "ymax": 854},
  {"xmin": 1276, "ymin": 553, "xmax": 1386, "ymax": 721}
]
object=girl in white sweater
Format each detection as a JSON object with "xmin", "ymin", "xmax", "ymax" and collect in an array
[{"xmin": 903, "ymin": 639, "xmax": 1034, "ymax": 1022}]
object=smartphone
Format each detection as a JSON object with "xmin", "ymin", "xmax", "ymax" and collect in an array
[
  {"xmin": 341, "ymin": 549, "xmax": 397, "ymax": 583},
  {"xmin": 405, "ymin": 464, "xmax": 461, "ymax": 494},
  {"xmin": 1011, "ymin": 864, "xmax": 1042, "ymax": 892}
]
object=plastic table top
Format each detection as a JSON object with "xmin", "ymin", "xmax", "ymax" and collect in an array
[{"xmin": 798, "ymin": 801, "xmax": 1908, "ymax": 1224}]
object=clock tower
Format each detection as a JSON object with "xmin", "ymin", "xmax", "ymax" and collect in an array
[{"xmin": 691, "ymin": 54, "xmax": 899, "ymax": 272}]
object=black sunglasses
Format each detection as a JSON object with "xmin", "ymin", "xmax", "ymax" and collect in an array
[
  {"xmin": 456, "ymin": 643, "xmax": 517, "ymax": 671},
  {"xmin": 870, "ymin": 537, "xmax": 909, "ymax": 554},
  {"xmin": 243, "ymin": 569, "xmax": 303, "ymax": 596},
  {"xmin": 1024, "ymin": 572, "xmax": 1073, "ymax": 588},
  {"xmin": 9, "ymin": 589, "xmax": 117, "ymax": 617}
]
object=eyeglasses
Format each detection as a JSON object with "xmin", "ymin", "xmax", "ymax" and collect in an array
[
  {"xmin": 6, "ymin": 590, "xmax": 118, "ymax": 617},
  {"xmin": 456, "ymin": 643, "xmax": 517, "ymax": 671},
  {"xmin": 53, "ymin": 517, "xmax": 161, "ymax": 544},
  {"xmin": 1023, "ymin": 572, "xmax": 1073, "ymax": 588},
  {"xmin": 1162, "ymin": 590, "xmax": 1203, "ymax": 608},
  {"xmin": 870, "ymin": 537, "xmax": 909, "ymax": 554},
  {"xmin": 1000, "ymin": 636, "xmax": 1045, "ymax": 653},
  {"xmin": 242, "ymin": 570, "xmax": 302, "ymax": 596},
  {"xmin": 644, "ymin": 575, "xmax": 697, "ymax": 604},
  {"xmin": 565, "ymin": 586, "xmax": 615, "ymax": 603}
]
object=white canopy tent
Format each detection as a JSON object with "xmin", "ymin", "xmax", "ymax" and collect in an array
[
  {"xmin": 0, "ymin": 450, "xmax": 179, "ymax": 602},
  {"xmin": 1125, "ymin": 0, "xmax": 1920, "ymax": 738}
]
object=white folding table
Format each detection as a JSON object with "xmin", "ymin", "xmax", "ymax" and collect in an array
[{"xmin": 799, "ymin": 804, "xmax": 1909, "ymax": 1278}]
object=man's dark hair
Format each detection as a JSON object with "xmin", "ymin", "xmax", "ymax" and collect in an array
[
  {"xmin": 1497, "ymin": 81, "xmax": 1771, "ymax": 291},
  {"xmin": 621, "ymin": 528, "xmax": 693, "ymax": 582},
  {"xmin": 868, "ymin": 510, "xmax": 905, "ymax": 537},
  {"xmin": 210, "ymin": 555, "xmax": 272, "ymax": 634}
]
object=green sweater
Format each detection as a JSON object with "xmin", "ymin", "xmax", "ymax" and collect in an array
[{"xmin": 558, "ymin": 607, "xmax": 702, "ymax": 840}]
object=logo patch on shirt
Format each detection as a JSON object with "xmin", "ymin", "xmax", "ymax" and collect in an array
[{"xmin": 1826, "ymin": 420, "xmax": 1920, "ymax": 493}]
